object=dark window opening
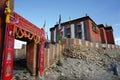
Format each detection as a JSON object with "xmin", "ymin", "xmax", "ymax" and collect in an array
[
  {"xmin": 65, "ymin": 27, "xmax": 71, "ymax": 38},
  {"xmin": 92, "ymin": 23, "xmax": 98, "ymax": 33},
  {"xmin": 67, "ymin": 35, "xmax": 71, "ymax": 38},
  {"xmin": 78, "ymin": 32, "xmax": 82, "ymax": 39}
]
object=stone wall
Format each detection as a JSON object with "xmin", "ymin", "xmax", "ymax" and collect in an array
[
  {"xmin": 14, "ymin": 44, "xmax": 26, "ymax": 60},
  {"xmin": 62, "ymin": 38, "xmax": 120, "ymax": 49},
  {"xmin": 44, "ymin": 44, "xmax": 63, "ymax": 71},
  {"xmin": 44, "ymin": 38, "xmax": 120, "ymax": 72},
  {"xmin": 13, "ymin": 38, "xmax": 120, "ymax": 74}
]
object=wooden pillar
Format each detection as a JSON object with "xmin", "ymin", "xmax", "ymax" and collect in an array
[
  {"xmin": 38, "ymin": 29, "xmax": 45, "ymax": 80},
  {"xmin": 26, "ymin": 42, "xmax": 37, "ymax": 76},
  {"xmin": 44, "ymin": 48, "xmax": 47, "ymax": 70},
  {"xmin": 38, "ymin": 43, "xmax": 44, "ymax": 79},
  {"xmin": 1, "ymin": 23, "xmax": 14, "ymax": 80}
]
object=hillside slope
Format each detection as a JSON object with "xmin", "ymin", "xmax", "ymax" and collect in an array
[{"xmin": 45, "ymin": 47, "xmax": 120, "ymax": 80}]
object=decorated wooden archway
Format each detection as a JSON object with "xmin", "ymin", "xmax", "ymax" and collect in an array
[{"xmin": 0, "ymin": 0, "xmax": 45, "ymax": 80}]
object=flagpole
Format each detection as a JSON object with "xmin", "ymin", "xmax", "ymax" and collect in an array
[{"xmin": 58, "ymin": 15, "xmax": 61, "ymax": 44}]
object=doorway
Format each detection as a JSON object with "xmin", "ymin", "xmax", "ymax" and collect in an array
[
  {"xmin": 13, "ymin": 39, "xmax": 38, "ymax": 80},
  {"xmin": 13, "ymin": 39, "xmax": 29, "ymax": 79}
]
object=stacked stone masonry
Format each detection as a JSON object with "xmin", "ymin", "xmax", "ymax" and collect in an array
[{"xmin": 44, "ymin": 38, "xmax": 120, "ymax": 72}]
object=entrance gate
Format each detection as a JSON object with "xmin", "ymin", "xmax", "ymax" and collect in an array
[{"xmin": 0, "ymin": 0, "xmax": 45, "ymax": 80}]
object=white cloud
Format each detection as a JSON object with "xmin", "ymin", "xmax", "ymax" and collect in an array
[
  {"xmin": 115, "ymin": 37, "xmax": 120, "ymax": 45},
  {"xmin": 113, "ymin": 23, "xmax": 120, "ymax": 32},
  {"xmin": 114, "ymin": 23, "xmax": 120, "ymax": 27},
  {"xmin": 115, "ymin": 37, "xmax": 120, "ymax": 41}
]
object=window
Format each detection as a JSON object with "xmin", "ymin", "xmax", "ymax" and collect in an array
[
  {"xmin": 78, "ymin": 33, "xmax": 82, "ymax": 39},
  {"xmin": 67, "ymin": 28, "xmax": 71, "ymax": 38},
  {"xmin": 77, "ymin": 24, "xmax": 82, "ymax": 33},
  {"xmin": 65, "ymin": 27, "xmax": 71, "ymax": 38},
  {"xmin": 92, "ymin": 23, "xmax": 97, "ymax": 32},
  {"xmin": 66, "ymin": 28, "xmax": 71, "ymax": 34},
  {"xmin": 67, "ymin": 35, "xmax": 70, "ymax": 38},
  {"xmin": 75, "ymin": 24, "xmax": 82, "ymax": 39}
]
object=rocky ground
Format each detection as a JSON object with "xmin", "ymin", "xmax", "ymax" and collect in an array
[
  {"xmin": 12, "ymin": 59, "xmax": 36, "ymax": 80},
  {"xmin": 12, "ymin": 46, "xmax": 120, "ymax": 80},
  {"xmin": 44, "ymin": 46, "xmax": 120, "ymax": 80},
  {"xmin": 13, "ymin": 69, "xmax": 36, "ymax": 80}
]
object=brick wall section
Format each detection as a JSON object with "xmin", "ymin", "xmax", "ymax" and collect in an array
[
  {"xmin": 14, "ymin": 44, "xmax": 26, "ymax": 59},
  {"xmin": 51, "ymin": 29, "xmax": 54, "ymax": 42},
  {"xmin": 85, "ymin": 20, "xmax": 91, "ymax": 41},
  {"xmin": 44, "ymin": 38, "xmax": 120, "ymax": 72},
  {"xmin": 44, "ymin": 44, "xmax": 63, "ymax": 71},
  {"xmin": 62, "ymin": 38, "xmax": 119, "ymax": 49},
  {"xmin": 49, "ymin": 44, "xmax": 54, "ymax": 65},
  {"xmin": 106, "ymin": 30, "xmax": 115, "ymax": 44},
  {"xmin": 99, "ymin": 28, "xmax": 107, "ymax": 43},
  {"xmin": 50, "ymin": 16, "xmax": 115, "ymax": 45},
  {"xmin": 44, "ymin": 49, "xmax": 47, "ymax": 69},
  {"xmin": 26, "ymin": 42, "xmax": 37, "ymax": 76},
  {"xmin": 88, "ymin": 20, "xmax": 101, "ymax": 43},
  {"xmin": 44, "ymin": 48, "xmax": 50, "ymax": 70}
]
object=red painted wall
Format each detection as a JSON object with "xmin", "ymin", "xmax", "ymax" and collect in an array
[
  {"xmin": 12, "ymin": 12, "xmax": 43, "ymax": 36},
  {"xmin": 50, "ymin": 17, "xmax": 115, "ymax": 45},
  {"xmin": 0, "ymin": 1, "xmax": 45, "ymax": 79},
  {"xmin": 85, "ymin": 20, "xmax": 91, "ymax": 41},
  {"xmin": 106, "ymin": 30, "xmax": 115, "ymax": 44},
  {"xmin": 27, "ymin": 42, "xmax": 37, "ymax": 76},
  {"xmin": 99, "ymin": 28, "xmax": 107, "ymax": 43},
  {"xmin": 51, "ymin": 29, "xmax": 54, "ymax": 42},
  {"xmin": 86, "ymin": 20, "xmax": 101, "ymax": 43}
]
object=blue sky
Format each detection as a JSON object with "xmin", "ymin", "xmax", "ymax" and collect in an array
[{"xmin": 14, "ymin": 0, "xmax": 120, "ymax": 45}]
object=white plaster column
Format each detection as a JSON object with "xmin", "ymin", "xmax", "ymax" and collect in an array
[
  {"xmin": 81, "ymin": 21, "xmax": 85, "ymax": 40},
  {"xmin": 54, "ymin": 28, "xmax": 56, "ymax": 42},
  {"xmin": 71, "ymin": 24, "xmax": 75, "ymax": 38},
  {"xmin": 62, "ymin": 26, "xmax": 65, "ymax": 38}
]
